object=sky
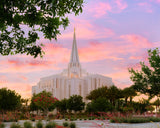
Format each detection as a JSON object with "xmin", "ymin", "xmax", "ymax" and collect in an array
[{"xmin": 0, "ymin": 0, "xmax": 160, "ymax": 98}]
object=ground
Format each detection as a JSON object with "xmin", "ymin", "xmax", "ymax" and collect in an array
[{"xmin": 3, "ymin": 119, "xmax": 160, "ymax": 128}]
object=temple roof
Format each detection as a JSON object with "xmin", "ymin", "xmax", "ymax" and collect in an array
[{"xmin": 69, "ymin": 28, "xmax": 80, "ymax": 64}]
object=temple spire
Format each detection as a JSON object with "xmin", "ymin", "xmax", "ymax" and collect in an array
[{"xmin": 70, "ymin": 28, "xmax": 80, "ymax": 64}]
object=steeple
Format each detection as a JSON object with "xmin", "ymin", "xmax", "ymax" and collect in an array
[
  {"xmin": 68, "ymin": 28, "xmax": 81, "ymax": 78},
  {"xmin": 69, "ymin": 28, "xmax": 80, "ymax": 64}
]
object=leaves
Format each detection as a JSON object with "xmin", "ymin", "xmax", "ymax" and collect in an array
[
  {"xmin": 0, "ymin": 0, "xmax": 84, "ymax": 57},
  {"xmin": 0, "ymin": 88, "xmax": 21, "ymax": 111},
  {"xmin": 129, "ymin": 48, "xmax": 160, "ymax": 99}
]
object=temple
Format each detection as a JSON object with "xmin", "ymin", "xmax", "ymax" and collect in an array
[{"xmin": 32, "ymin": 29, "xmax": 114, "ymax": 102}]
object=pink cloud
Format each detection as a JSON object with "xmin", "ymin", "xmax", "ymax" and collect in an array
[
  {"xmin": 3, "ymin": 83, "xmax": 32, "ymax": 98},
  {"xmin": 120, "ymin": 34, "xmax": 152, "ymax": 48},
  {"xmin": 59, "ymin": 19, "xmax": 114, "ymax": 39},
  {"xmin": 18, "ymin": 75, "xmax": 28, "ymax": 81},
  {"xmin": 138, "ymin": 2, "xmax": 153, "ymax": 13},
  {"xmin": 88, "ymin": 2, "xmax": 112, "ymax": 18},
  {"xmin": 114, "ymin": 0, "xmax": 128, "ymax": 12},
  {"xmin": 86, "ymin": 0, "xmax": 127, "ymax": 18},
  {"xmin": 79, "ymin": 42, "xmax": 123, "ymax": 62}
]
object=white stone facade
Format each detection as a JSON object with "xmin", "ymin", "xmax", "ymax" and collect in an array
[{"xmin": 32, "ymin": 30, "xmax": 114, "ymax": 102}]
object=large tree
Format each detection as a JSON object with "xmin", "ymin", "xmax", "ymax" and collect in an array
[
  {"xmin": 86, "ymin": 86, "xmax": 108, "ymax": 100},
  {"xmin": 122, "ymin": 86, "xmax": 137, "ymax": 104},
  {"xmin": 0, "ymin": 0, "xmax": 84, "ymax": 57},
  {"xmin": 0, "ymin": 88, "xmax": 21, "ymax": 111},
  {"xmin": 67, "ymin": 95, "xmax": 85, "ymax": 113},
  {"xmin": 129, "ymin": 48, "xmax": 160, "ymax": 99},
  {"xmin": 32, "ymin": 91, "xmax": 58, "ymax": 115},
  {"xmin": 55, "ymin": 98, "xmax": 68, "ymax": 114}
]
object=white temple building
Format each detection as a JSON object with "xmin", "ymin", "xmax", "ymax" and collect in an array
[{"xmin": 32, "ymin": 29, "xmax": 114, "ymax": 102}]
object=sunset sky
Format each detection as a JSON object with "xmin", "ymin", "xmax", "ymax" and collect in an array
[{"xmin": 0, "ymin": 0, "xmax": 160, "ymax": 98}]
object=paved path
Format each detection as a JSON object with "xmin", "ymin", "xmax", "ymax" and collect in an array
[{"xmin": 3, "ymin": 120, "xmax": 160, "ymax": 128}]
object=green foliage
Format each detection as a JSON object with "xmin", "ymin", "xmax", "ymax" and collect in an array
[
  {"xmin": 131, "ymin": 99, "xmax": 149, "ymax": 113},
  {"xmin": 10, "ymin": 123, "xmax": 21, "ymax": 128},
  {"xmin": 63, "ymin": 122, "xmax": 69, "ymax": 127},
  {"xmin": 122, "ymin": 86, "xmax": 137, "ymax": 104},
  {"xmin": 110, "ymin": 117, "xmax": 160, "ymax": 123},
  {"xmin": 31, "ymin": 91, "xmax": 58, "ymax": 114},
  {"xmin": 86, "ymin": 97, "xmax": 113, "ymax": 113},
  {"xmin": 86, "ymin": 86, "xmax": 123, "ymax": 108},
  {"xmin": 0, "ymin": 88, "xmax": 21, "ymax": 111},
  {"xmin": 69, "ymin": 122, "xmax": 76, "ymax": 128},
  {"xmin": 129, "ymin": 48, "xmax": 160, "ymax": 99},
  {"xmin": 30, "ymin": 118, "xmax": 35, "ymax": 121},
  {"xmin": 0, "ymin": 123, "xmax": 5, "ymax": 128},
  {"xmin": 0, "ymin": 0, "xmax": 84, "ymax": 57},
  {"xmin": 36, "ymin": 121, "xmax": 43, "ymax": 128},
  {"xmin": 55, "ymin": 98, "xmax": 68, "ymax": 113},
  {"xmin": 67, "ymin": 95, "xmax": 85, "ymax": 113},
  {"xmin": 45, "ymin": 122, "xmax": 56, "ymax": 128},
  {"xmin": 24, "ymin": 121, "xmax": 32, "ymax": 128},
  {"xmin": 86, "ymin": 86, "xmax": 108, "ymax": 100}
]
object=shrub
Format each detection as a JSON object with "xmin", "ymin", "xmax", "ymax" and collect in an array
[
  {"xmin": 31, "ymin": 118, "xmax": 35, "ymax": 121},
  {"xmin": 69, "ymin": 122, "xmax": 76, "ymax": 128},
  {"xmin": 149, "ymin": 117, "xmax": 160, "ymax": 122},
  {"xmin": 36, "ymin": 121, "xmax": 43, "ymax": 128},
  {"xmin": 0, "ymin": 123, "xmax": 5, "ymax": 128},
  {"xmin": 63, "ymin": 122, "xmax": 69, "ymax": 127},
  {"xmin": 24, "ymin": 121, "xmax": 33, "ymax": 128},
  {"xmin": 110, "ymin": 117, "xmax": 160, "ymax": 123},
  {"xmin": 70, "ymin": 118, "xmax": 74, "ymax": 121},
  {"xmin": 65, "ymin": 118, "xmax": 68, "ymax": 121},
  {"xmin": 10, "ymin": 123, "xmax": 21, "ymax": 128},
  {"xmin": 45, "ymin": 122, "xmax": 56, "ymax": 128},
  {"xmin": 48, "ymin": 113, "xmax": 54, "ymax": 119}
]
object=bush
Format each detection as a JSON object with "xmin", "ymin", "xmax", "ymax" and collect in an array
[
  {"xmin": 10, "ymin": 123, "xmax": 21, "ymax": 128},
  {"xmin": 69, "ymin": 122, "xmax": 76, "ymax": 128},
  {"xmin": 63, "ymin": 122, "xmax": 69, "ymax": 127},
  {"xmin": 149, "ymin": 117, "xmax": 160, "ymax": 122},
  {"xmin": 110, "ymin": 117, "xmax": 160, "ymax": 123},
  {"xmin": 30, "ymin": 118, "xmax": 35, "ymax": 121},
  {"xmin": 65, "ymin": 118, "xmax": 68, "ymax": 121},
  {"xmin": 0, "ymin": 123, "xmax": 5, "ymax": 128},
  {"xmin": 48, "ymin": 113, "xmax": 54, "ymax": 119},
  {"xmin": 24, "ymin": 121, "xmax": 33, "ymax": 128},
  {"xmin": 45, "ymin": 122, "xmax": 56, "ymax": 128},
  {"xmin": 70, "ymin": 118, "xmax": 74, "ymax": 121},
  {"xmin": 36, "ymin": 121, "xmax": 43, "ymax": 128}
]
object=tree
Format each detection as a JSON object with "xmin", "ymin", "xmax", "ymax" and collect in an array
[
  {"xmin": 67, "ymin": 95, "xmax": 85, "ymax": 113},
  {"xmin": 33, "ymin": 91, "xmax": 58, "ymax": 115},
  {"xmin": 0, "ymin": 88, "xmax": 21, "ymax": 111},
  {"xmin": 55, "ymin": 98, "xmax": 68, "ymax": 114},
  {"xmin": 0, "ymin": 0, "xmax": 84, "ymax": 57},
  {"xmin": 86, "ymin": 86, "xmax": 108, "ymax": 100},
  {"xmin": 106, "ymin": 86, "xmax": 123, "ymax": 106},
  {"xmin": 86, "ymin": 97, "xmax": 113, "ymax": 113},
  {"xmin": 129, "ymin": 48, "xmax": 160, "ymax": 99},
  {"xmin": 122, "ymin": 86, "xmax": 137, "ymax": 104}
]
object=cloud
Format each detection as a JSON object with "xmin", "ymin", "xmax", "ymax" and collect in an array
[
  {"xmin": 79, "ymin": 41, "xmax": 124, "ymax": 62},
  {"xmin": 86, "ymin": 0, "xmax": 127, "ymax": 18},
  {"xmin": 114, "ymin": 0, "xmax": 128, "ymax": 12},
  {"xmin": 88, "ymin": 2, "xmax": 112, "ymax": 18},
  {"xmin": 59, "ymin": 19, "xmax": 114, "ymax": 39},
  {"xmin": 120, "ymin": 34, "xmax": 152, "ymax": 48},
  {"xmin": 138, "ymin": 2, "xmax": 153, "ymax": 13}
]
